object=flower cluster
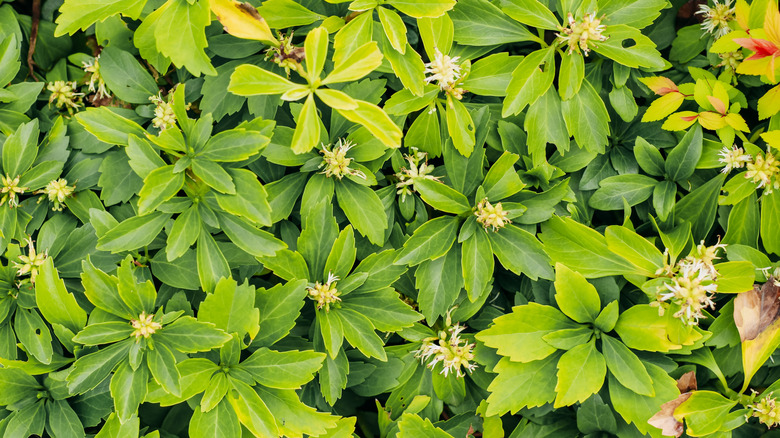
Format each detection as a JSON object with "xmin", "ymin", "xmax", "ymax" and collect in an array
[
  {"xmin": 395, "ymin": 148, "xmax": 439, "ymax": 200},
  {"xmin": 697, "ymin": 0, "xmax": 735, "ymax": 39},
  {"xmin": 149, "ymin": 92, "xmax": 177, "ymax": 131},
  {"xmin": 319, "ymin": 139, "xmax": 366, "ymax": 180},
  {"xmin": 652, "ymin": 240, "xmax": 726, "ymax": 325},
  {"xmin": 414, "ymin": 323, "xmax": 477, "ymax": 378},
  {"xmin": 0, "ymin": 175, "xmax": 27, "ymax": 208},
  {"xmin": 475, "ymin": 199, "xmax": 510, "ymax": 232},
  {"xmin": 718, "ymin": 145, "xmax": 751, "ymax": 174},
  {"xmin": 557, "ymin": 12, "xmax": 608, "ymax": 56},
  {"xmin": 749, "ymin": 392, "xmax": 780, "ymax": 428},
  {"xmin": 47, "ymin": 81, "xmax": 83, "ymax": 114},
  {"xmin": 307, "ymin": 272, "xmax": 342, "ymax": 312},
  {"xmin": 14, "ymin": 238, "xmax": 47, "ymax": 284},
  {"xmin": 266, "ymin": 32, "xmax": 305, "ymax": 77},
  {"xmin": 83, "ymin": 56, "xmax": 109, "ymax": 99},
  {"xmin": 130, "ymin": 312, "xmax": 162, "ymax": 340},
  {"xmin": 424, "ymin": 49, "xmax": 466, "ymax": 99},
  {"xmin": 36, "ymin": 178, "xmax": 75, "ymax": 211},
  {"xmin": 745, "ymin": 149, "xmax": 780, "ymax": 192}
]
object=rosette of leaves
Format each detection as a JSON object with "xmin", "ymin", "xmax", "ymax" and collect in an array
[
  {"xmin": 75, "ymin": 86, "xmax": 287, "ymax": 293},
  {"xmin": 141, "ymin": 275, "xmax": 341, "ymax": 438},
  {"xmin": 264, "ymin": 127, "xmax": 393, "ymax": 246},
  {"xmin": 229, "ymin": 26, "xmax": 402, "ymax": 153},
  {"xmin": 394, "ymin": 150, "xmax": 552, "ymax": 322},
  {"xmin": 66, "ymin": 257, "xmax": 232, "ymax": 422},
  {"xmin": 476, "ymin": 263, "xmax": 688, "ymax": 435},
  {"xmin": 259, "ymin": 199, "xmax": 421, "ymax": 404}
]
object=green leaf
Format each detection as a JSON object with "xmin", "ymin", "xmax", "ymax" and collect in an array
[
  {"xmin": 561, "ymin": 80, "xmax": 610, "ymax": 153},
  {"xmin": 589, "ymin": 174, "xmax": 658, "ymax": 211},
  {"xmin": 74, "ymin": 107, "xmax": 146, "ymax": 146},
  {"xmin": 554, "ymin": 339, "xmax": 606, "ymax": 407},
  {"xmin": 482, "ymin": 151, "xmax": 525, "ymax": 200},
  {"xmin": 461, "ymin": 53, "xmax": 523, "ymax": 96},
  {"xmin": 72, "ymin": 322, "xmax": 134, "ymax": 345},
  {"xmin": 674, "ymin": 391, "xmax": 737, "ymax": 436},
  {"xmin": 338, "ymin": 309, "xmax": 388, "ymax": 360},
  {"xmin": 416, "ymin": 245, "xmax": 463, "ymax": 323},
  {"xmin": 394, "ymin": 216, "xmax": 459, "ymax": 266},
  {"xmin": 229, "ymin": 64, "xmax": 301, "ymax": 96},
  {"xmin": 215, "ymin": 168, "xmax": 272, "ymax": 227},
  {"xmin": 291, "ymin": 94, "xmax": 321, "ymax": 154},
  {"xmin": 153, "ymin": 0, "xmax": 215, "ymax": 76},
  {"xmin": 191, "ymin": 159, "xmax": 235, "ymax": 194},
  {"xmin": 614, "ymin": 304, "xmax": 682, "ymax": 352},
  {"xmin": 341, "ymin": 287, "xmax": 421, "ymax": 332},
  {"xmin": 450, "ymin": 0, "xmax": 535, "ymax": 46},
  {"xmin": 199, "ymin": 129, "xmax": 270, "ymax": 162},
  {"xmin": 254, "ymin": 280, "xmax": 308, "ymax": 347},
  {"xmin": 15, "ymin": 308, "xmax": 53, "ymax": 364},
  {"xmin": 0, "ymin": 367, "xmax": 40, "ymax": 405},
  {"xmin": 189, "ymin": 401, "xmax": 240, "ymax": 438},
  {"xmin": 553, "ymin": 263, "xmax": 601, "ymax": 323},
  {"xmin": 54, "ymin": 0, "xmax": 146, "ymax": 36},
  {"xmin": 675, "ymin": 173, "xmax": 726, "ymax": 241},
  {"xmin": 502, "ymin": 47, "xmax": 555, "ymax": 117},
  {"xmin": 259, "ymin": 249, "xmax": 309, "ymax": 282},
  {"xmin": 217, "ymin": 213, "xmax": 286, "ymax": 258},
  {"xmin": 576, "ymin": 394, "xmax": 617, "ymax": 435},
  {"xmin": 485, "ymin": 353, "xmax": 561, "ymax": 415},
  {"xmin": 2, "ymin": 119, "xmax": 37, "ymax": 177},
  {"xmin": 500, "ymin": 0, "xmax": 559, "ymax": 29},
  {"xmin": 35, "ymin": 258, "xmax": 87, "ymax": 334},
  {"xmin": 227, "ymin": 379, "xmax": 279, "ymax": 437},
  {"xmin": 665, "ymin": 125, "xmax": 703, "ymax": 182},
  {"xmin": 335, "ymin": 100, "xmax": 402, "ymax": 149},
  {"xmin": 335, "ymin": 178, "xmax": 388, "ymax": 245},
  {"xmin": 446, "ymin": 95, "xmax": 476, "ymax": 156},
  {"xmin": 196, "ymin": 230, "xmax": 231, "ymax": 294},
  {"xmin": 166, "ymin": 205, "xmax": 200, "ymax": 261},
  {"xmin": 601, "ymin": 334, "xmax": 654, "ymax": 398},
  {"xmin": 80, "ymin": 259, "xmax": 135, "ymax": 319},
  {"xmin": 477, "ymin": 303, "xmax": 577, "ymax": 362},
  {"xmin": 67, "ymin": 339, "xmax": 132, "ymax": 394},
  {"xmin": 198, "ymin": 277, "xmax": 260, "ymax": 340},
  {"xmin": 98, "ymin": 46, "xmax": 159, "ymax": 104},
  {"xmin": 414, "ymin": 178, "xmax": 471, "ymax": 214},
  {"xmin": 46, "ymin": 399, "xmax": 86, "ymax": 438},
  {"xmin": 97, "ymin": 212, "xmax": 170, "ymax": 253},
  {"xmin": 761, "ymin": 189, "xmax": 780, "ymax": 256},
  {"xmin": 324, "ymin": 42, "xmax": 384, "ymax": 85},
  {"xmin": 558, "ymin": 48, "xmax": 584, "ymax": 100},
  {"xmin": 304, "ymin": 27, "xmax": 328, "ymax": 81},
  {"xmin": 138, "ymin": 165, "xmax": 184, "ymax": 214},
  {"xmin": 378, "ymin": 7, "xmax": 407, "ymax": 53},
  {"xmin": 147, "ymin": 342, "xmax": 181, "ymax": 397},
  {"xmin": 387, "ymin": 0, "xmax": 456, "ymax": 17},
  {"xmin": 604, "ymin": 225, "xmax": 664, "ymax": 277},
  {"xmin": 324, "ymin": 226, "xmax": 357, "ymax": 280},
  {"xmin": 397, "ymin": 413, "xmax": 454, "ymax": 437},
  {"xmin": 594, "ymin": 25, "xmax": 667, "ymax": 69},
  {"xmin": 110, "ymin": 361, "xmax": 147, "ymax": 422},
  {"xmin": 239, "ymin": 348, "xmax": 325, "ymax": 389},
  {"xmin": 254, "ymin": 386, "xmax": 340, "ymax": 438},
  {"xmin": 487, "ymin": 224, "xmax": 553, "ymax": 280},
  {"xmin": 462, "ymin": 227, "xmax": 493, "ymax": 300},
  {"xmin": 634, "ymin": 137, "xmax": 665, "ymax": 176}
]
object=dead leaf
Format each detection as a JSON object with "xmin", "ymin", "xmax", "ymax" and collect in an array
[
  {"xmin": 210, "ymin": 0, "xmax": 278, "ymax": 45},
  {"xmin": 648, "ymin": 393, "xmax": 692, "ymax": 437},
  {"xmin": 734, "ymin": 282, "xmax": 780, "ymax": 341},
  {"xmin": 676, "ymin": 371, "xmax": 697, "ymax": 393}
]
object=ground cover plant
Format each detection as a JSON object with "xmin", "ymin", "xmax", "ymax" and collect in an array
[{"xmin": 3, "ymin": 0, "xmax": 780, "ymax": 436}]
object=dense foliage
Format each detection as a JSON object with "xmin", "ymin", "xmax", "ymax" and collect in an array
[{"xmin": 2, "ymin": 0, "xmax": 780, "ymax": 436}]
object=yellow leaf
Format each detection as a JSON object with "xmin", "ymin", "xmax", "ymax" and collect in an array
[
  {"xmin": 642, "ymin": 92, "xmax": 685, "ymax": 122},
  {"xmin": 761, "ymin": 130, "xmax": 780, "ymax": 150},
  {"xmin": 210, "ymin": 0, "xmax": 278, "ymax": 45},
  {"xmin": 724, "ymin": 113, "xmax": 749, "ymax": 131},
  {"xmin": 661, "ymin": 111, "xmax": 698, "ymax": 131},
  {"xmin": 698, "ymin": 111, "xmax": 727, "ymax": 130},
  {"xmin": 764, "ymin": 0, "xmax": 780, "ymax": 47},
  {"xmin": 758, "ymin": 83, "xmax": 780, "ymax": 119}
]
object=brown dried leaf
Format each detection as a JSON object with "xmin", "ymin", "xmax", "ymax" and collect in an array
[
  {"xmin": 648, "ymin": 393, "xmax": 692, "ymax": 437},
  {"xmin": 734, "ymin": 282, "xmax": 780, "ymax": 341},
  {"xmin": 676, "ymin": 371, "xmax": 697, "ymax": 393}
]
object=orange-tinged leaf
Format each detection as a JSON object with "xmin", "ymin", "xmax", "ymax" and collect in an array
[
  {"xmin": 698, "ymin": 111, "xmax": 727, "ymax": 130},
  {"xmin": 639, "ymin": 76, "xmax": 678, "ymax": 95},
  {"xmin": 707, "ymin": 95, "xmax": 727, "ymax": 115},
  {"xmin": 661, "ymin": 111, "xmax": 698, "ymax": 130},
  {"xmin": 734, "ymin": 282, "xmax": 780, "ymax": 342},
  {"xmin": 758, "ymin": 83, "xmax": 780, "ymax": 119},
  {"xmin": 724, "ymin": 113, "xmax": 749, "ymax": 131},
  {"xmin": 737, "ymin": 55, "xmax": 775, "ymax": 77},
  {"xmin": 642, "ymin": 92, "xmax": 685, "ymax": 122},
  {"xmin": 210, "ymin": 0, "xmax": 278, "ymax": 45}
]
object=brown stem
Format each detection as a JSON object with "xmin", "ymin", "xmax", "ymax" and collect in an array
[{"xmin": 27, "ymin": 0, "xmax": 40, "ymax": 81}]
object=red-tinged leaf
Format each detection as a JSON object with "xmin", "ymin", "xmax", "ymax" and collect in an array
[
  {"xmin": 642, "ymin": 92, "xmax": 685, "ymax": 122},
  {"xmin": 697, "ymin": 111, "xmax": 727, "ymax": 130},
  {"xmin": 662, "ymin": 111, "xmax": 699, "ymax": 131},
  {"xmin": 706, "ymin": 95, "xmax": 727, "ymax": 115},
  {"xmin": 639, "ymin": 76, "xmax": 678, "ymax": 95},
  {"xmin": 733, "ymin": 37, "xmax": 778, "ymax": 58}
]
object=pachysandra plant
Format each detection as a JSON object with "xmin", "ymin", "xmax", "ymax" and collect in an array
[{"xmin": 6, "ymin": 0, "xmax": 780, "ymax": 436}]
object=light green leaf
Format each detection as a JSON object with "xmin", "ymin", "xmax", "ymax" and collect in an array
[
  {"xmin": 335, "ymin": 178, "xmax": 388, "ymax": 245},
  {"xmin": 500, "ymin": 0, "xmax": 559, "ymax": 29},
  {"xmin": 239, "ymin": 348, "xmax": 325, "ymax": 389},
  {"xmin": 198, "ymin": 277, "xmax": 259, "ymax": 340},
  {"xmin": 601, "ymin": 334, "xmax": 654, "ymax": 397},
  {"xmin": 35, "ymin": 258, "xmax": 87, "ymax": 334},
  {"xmin": 54, "ymin": 0, "xmax": 146, "ymax": 36},
  {"xmin": 554, "ymin": 340, "xmax": 606, "ymax": 407},
  {"xmin": 394, "ymin": 216, "xmax": 459, "ymax": 266},
  {"xmin": 553, "ymin": 263, "xmax": 601, "ymax": 323}
]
